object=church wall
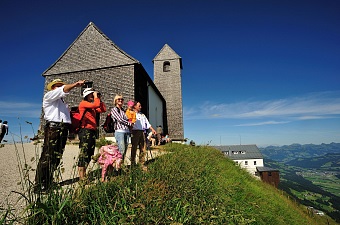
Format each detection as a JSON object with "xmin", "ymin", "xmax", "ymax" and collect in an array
[{"xmin": 41, "ymin": 65, "xmax": 135, "ymax": 135}]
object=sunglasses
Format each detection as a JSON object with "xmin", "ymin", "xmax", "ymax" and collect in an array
[{"xmin": 118, "ymin": 98, "xmax": 124, "ymax": 101}]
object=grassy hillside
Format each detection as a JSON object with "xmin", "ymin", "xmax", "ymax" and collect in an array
[
  {"xmin": 260, "ymin": 143, "xmax": 340, "ymax": 222},
  {"xmin": 265, "ymin": 159, "xmax": 340, "ymax": 222},
  {"xmin": 4, "ymin": 144, "xmax": 337, "ymax": 224}
]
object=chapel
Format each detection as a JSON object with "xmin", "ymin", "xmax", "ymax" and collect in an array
[{"xmin": 40, "ymin": 22, "xmax": 184, "ymax": 140}]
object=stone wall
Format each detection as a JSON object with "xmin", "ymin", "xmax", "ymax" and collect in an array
[
  {"xmin": 154, "ymin": 59, "xmax": 184, "ymax": 140},
  {"xmin": 40, "ymin": 65, "xmax": 135, "ymax": 136}
]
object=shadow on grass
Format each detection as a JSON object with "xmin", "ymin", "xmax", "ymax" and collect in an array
[{"xmin": 58, "ymin": 177, "xmax": 80, "ymax": 186}]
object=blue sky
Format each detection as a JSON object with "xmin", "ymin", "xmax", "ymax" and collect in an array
[{"xmin": 0, "ymin": 0, "xmax": 339, "ymax": 146}]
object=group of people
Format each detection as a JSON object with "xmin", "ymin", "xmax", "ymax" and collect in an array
[
  {"xmin": 146, "ymin": 125, "xmax": 171, "ymax": 148},
  {"xmin": 34, "ymin": 78, "xmax": 158, "ymax": 192},
  {"xmin": 0, "ymin": 120, "xmax": 9, "ymax": 143}
]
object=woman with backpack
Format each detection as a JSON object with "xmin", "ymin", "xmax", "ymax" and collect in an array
[{"xmin": 110, "ymin": 95, "xmax": 133, "ymax": 161}]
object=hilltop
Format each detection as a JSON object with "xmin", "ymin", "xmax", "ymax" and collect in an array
[{"xmin": 6, "ymin": 143, "xmax": 336, "ymax": 224}]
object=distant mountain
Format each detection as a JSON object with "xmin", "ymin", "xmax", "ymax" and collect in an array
[
  {"xmin": 259, "ymin": 142, "xmax": 340, "ymax": 162},
  {"xmin": 286, "ymin": 153, "xmax": 340, "ymax": 170}
]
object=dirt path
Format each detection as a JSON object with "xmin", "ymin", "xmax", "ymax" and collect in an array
[{"xmin": 0, "ymin": 141, "xmax": 162, "ymax": 219}]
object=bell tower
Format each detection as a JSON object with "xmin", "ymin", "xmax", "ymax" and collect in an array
[{"xmin": 153, "ymin": 44, "xmax": 184, "ymax": 140}]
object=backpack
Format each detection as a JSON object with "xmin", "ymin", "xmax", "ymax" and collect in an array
[
  {"xmin": 102, "ymin": 113, "xmax": 115, "ymax": 133},
  {"xmin": 69, "ymin": 108, "xmax": 87, "ymax": 134}
]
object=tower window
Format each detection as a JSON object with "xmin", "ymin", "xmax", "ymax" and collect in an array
[{"xmin": 163, "ymin": 61, "xmax": 170, "ymax": 72}]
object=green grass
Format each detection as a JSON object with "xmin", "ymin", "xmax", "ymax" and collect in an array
[
  {"xmin": 303, "ymin": 173, "xmax": 340, "ymax": 198},
  {"xmin": 2, "ymin": 143, "xmax": 338, "ymax": 224}
]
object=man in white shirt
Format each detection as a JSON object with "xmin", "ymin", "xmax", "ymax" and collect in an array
[
  {"xmin": 130, "ymin": 102, "xmax": 156, "ymax": 170},
  {"xmin": 34, "ymin": 78, "xmax": 85, "ymax": 193}
]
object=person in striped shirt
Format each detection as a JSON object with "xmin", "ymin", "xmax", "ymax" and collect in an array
[{"xmin": 111, "ymin": 95, "xmax": 133, "ymax": 160}]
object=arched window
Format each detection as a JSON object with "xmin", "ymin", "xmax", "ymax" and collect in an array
[{"xmin": 163, "ymin": 61, "xmax": 170, "ymax": 72}]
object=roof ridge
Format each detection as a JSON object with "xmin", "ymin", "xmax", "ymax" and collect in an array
[
  {"xmin": 89, "ymin": 22, "xmax": 139, "ymax": 64},
  {"xmin": 42, "ymin": 22, "xmax": 139, "ymax": 76},
  {"xmin": 153, "ymin": 43, "xmax": 181, "ymax": 61}
]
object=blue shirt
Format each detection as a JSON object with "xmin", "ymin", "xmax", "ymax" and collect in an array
[{"xmin": 133, "ymin": 112, "xmax": 151, "ymax": 131}]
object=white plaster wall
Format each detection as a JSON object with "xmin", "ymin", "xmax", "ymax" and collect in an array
[
  {"xmin": 148, "ymin": 82, "xmax": 163, "ymax": 129},
  {"xmin": 235, "ymin": 159, "xmax": 264, "ymax": 175}
]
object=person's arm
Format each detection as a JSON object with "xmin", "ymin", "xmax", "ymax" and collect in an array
[
  {"xmin": 82, "ymin": 98, "xmax": 101, "ymax": 109},
  {"xmin": 96, "ymin": 101, "xmax": 106, "ymax": 113},
  {"xmin": 63, "ymin": 80, "xmax": 85, "ymax": 93},
  {"xmin": 149, "ymin": 125, "xmax": 156, "ymax": 135},
  {"xmin": 111, "ymin": 107, "xmax": 132, "ymax": 126},
  {"xmin": 143, "ymin": 115, "xmax": 156, "ymax": 134},
  {"xmin": 95, "ymin": 92, "xmax": 106, "ymax": 113}
]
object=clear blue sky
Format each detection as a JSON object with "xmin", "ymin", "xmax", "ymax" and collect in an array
[{"xmin": 1, "ymin": 0, "xmax": 339, "ymax": 146}]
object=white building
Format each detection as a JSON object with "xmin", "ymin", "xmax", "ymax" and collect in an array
[{"xmin": 212, "ymin": 145, "xmax": 264, "ymax": 176}]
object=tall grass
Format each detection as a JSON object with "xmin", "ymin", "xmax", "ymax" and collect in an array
[{"xmin": 2, "ymin": 140, "xmax": 337, "ymax": 224}]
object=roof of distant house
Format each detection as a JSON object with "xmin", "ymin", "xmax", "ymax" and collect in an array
[
  {"xmin": 256, "ymin": 166, "xmax": 279, "ymax": 172},
  {"xmin": 212, "ymin": 144, "xmax": 263, "ymax": 160}
]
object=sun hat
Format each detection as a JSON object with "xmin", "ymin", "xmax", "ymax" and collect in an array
[
  {"xmin": 47, "ymin": 79, "xmax": 65, "ymax": 90},
  {"xmin": 127, "ymin": 100, "xmax": 135, "ymax": 107},
  {"xmin": 83, "ymin": 88, "xmax": 95, "ymax": 98}
]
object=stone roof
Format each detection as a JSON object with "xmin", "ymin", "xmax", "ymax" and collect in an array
[
  {"xmin": 43, "ymin": 22, "xmax": 139, "ymax": 76},
  {"xmin": 212, "ymin": 144, "xmax": 263, "ymax": 160},
  {"xmin": 256, "ymin": 166, "xmax": 279, "ymax": 172},
  {"xmin": 153, "ymin": 44, "xmax": 182, "ymax": 69}
]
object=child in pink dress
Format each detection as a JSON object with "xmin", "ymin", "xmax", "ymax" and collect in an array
[{"xmin": 97, "ymin": 144, "xmax": 123, "ymax": 182}]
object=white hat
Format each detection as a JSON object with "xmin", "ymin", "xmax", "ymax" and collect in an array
[{"xmin": 83, "ymin": 88, "xmax": 94, "ymax": 98}]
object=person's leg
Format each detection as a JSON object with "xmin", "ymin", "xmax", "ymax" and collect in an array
[
  {"xmin": 85, "ymin": 130, "xmax": 96, "ymax": 166},
  {"xmin": 101, "ymin": 164, "xmax": 108, "ymax": 182},
  {"xmin": 115, "ymin": 131, "xmax": 127, "ymax": 156},
  {"xmin": 130, "ymin": 130, "xmax": 138, "ymax": 165},
  {"xmin": 84, "ymin": 129, "xmax": 96, "ymax": 179},
  {"xmin": 78, "ymin": 129, "xmax": 91, "ymax": 180},
  {"xmin": 138, "ymin": 132, "xmax": 146, "ymax": 165},
  {"xmin": 51, "ymin": 125, "xmax": 68, "ymax": 176},
  {"xmin": 35, "ymin": 125, "xmax": 54, "ymax": 189},
  {"xmin": 157, "ymin": 134, "xmax": 161, "ymax": 145},
  {"xmin": 123, "ymin": 132, "xmax": 129, "ymax": 158},
  {"xmin": 0, "ymin": 132, "xmax": 4, "ymax": 143},
  {"xmin": 115, "ymin": 158, "xmax": 122, "ymax": 170}
]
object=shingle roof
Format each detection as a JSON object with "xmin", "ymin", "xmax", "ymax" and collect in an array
[
  {"xmin": 212, "ymin": 144, "xmax": 263, "ymax": 160},
  {"xmin": 153, "ymin": 44, "xmax": 182, "ymax": 69},
  {"xmin": 43, "ymin": 22, "xmax": 139, "ymax": 76}
]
